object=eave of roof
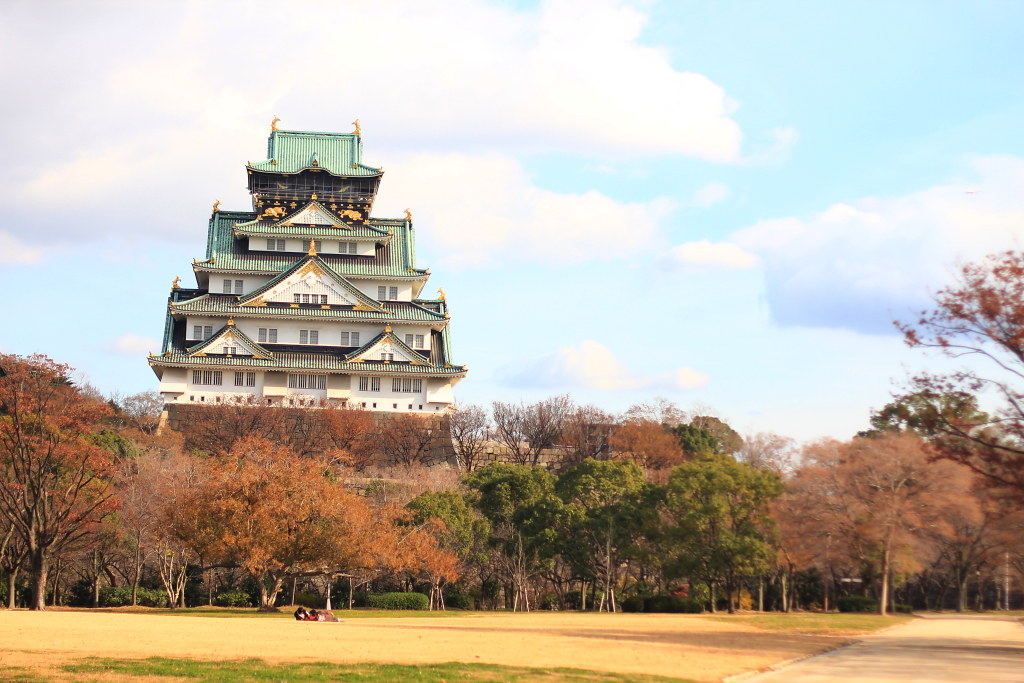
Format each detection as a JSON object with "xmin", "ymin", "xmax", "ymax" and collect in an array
[
  {"xmin": 169, "ymin": 295, "xmax": 447, "ymax": 323},
  {"xmin": 148, "ymin": 351, "xmax": 466, "ymax": 376}
]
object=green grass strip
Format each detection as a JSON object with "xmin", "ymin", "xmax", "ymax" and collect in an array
[{"xmin": 62, "ymin": 657, "xmax": 693, "ymax": 682}]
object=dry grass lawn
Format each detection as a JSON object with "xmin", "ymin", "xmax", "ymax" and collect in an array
[{"xmin": 0, "ymin": 609, "xmax": 890, "ymax": 681}]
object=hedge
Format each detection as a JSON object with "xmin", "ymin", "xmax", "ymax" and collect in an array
[
  {"xmin": 366, "ymin": 592, "xmax": 430, "ymax": 610},
  {"xmin": 644, "ymin": 594, "xmax": 704, "ymax": 613},
  {"xmin": 620, "ymin": 594, "xmax": 703, "ymax": 613},
  {"xmin": 99, "ymin": 586, "xmax": 169, "ymax": 608},
  {"xmin": 837, "ymin": 595, "xmax": 878, "ymax": 613},
  {"xmin": 213, "ymin": 591, "xmax": 252, "ymax": 608}
]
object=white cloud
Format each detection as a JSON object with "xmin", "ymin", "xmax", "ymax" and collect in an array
[
  {"xmin": 665, "ymin": 239, "xmax": 758, "ymax": 270},
  {"xmin": 0, "ymin": 0, "xmax": 752, "ymax": 252},
  {"xmin": 501, "ymin": 340, "xmax": 709, "ymax": 391},
  {"xmin": 690, "ymin": 182, "xmax": 731, "ymax": 208},
  {"xmin": 108, "ymin": 334, "xmax": 159, "ymax": 356},
  {"xmin": 740, "ymin": 126, "xmax": 800, "ymax": 166},
  {"xmin": 375, "ymin": 153, "xmax": 675, "ymax": 267},
  {"xmin": 732, "ymin": 155, "xmax": 1024, "ymax": 333},
  {"xmin": 0, "ymin": 232, "xmax": 42, "ymax": 264}
]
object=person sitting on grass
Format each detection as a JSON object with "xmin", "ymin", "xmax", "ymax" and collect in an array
[{"xmin": 294, "ymin": 607, "xmax": 308, "ymax": 621}]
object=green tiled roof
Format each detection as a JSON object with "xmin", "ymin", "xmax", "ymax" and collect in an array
[
  {"xmin": 247, "ymin": 130, "xmax": 381, "ymax": 177},
  {"xmin": 199, "ymin": 211, "xmax": 426, "ymax": 278},
  {"xmin": 149, "ymin": 351, "xmax": 465, "ymax": 377},
  {"xmin": 170, "ymin": 294, "xmax": 448, "ymax": 323},
  {"xmin": 184, "ymin": 322, "xmax": 272, "ymax": 358},
  {"xmin": 237, "ymin": 254, "xmax": 386, "ymax": 312}
]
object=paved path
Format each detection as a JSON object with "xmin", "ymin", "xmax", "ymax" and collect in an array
[{"xmin": 747, "ymin": 614, "xmax": 1024, "ymax": 682}]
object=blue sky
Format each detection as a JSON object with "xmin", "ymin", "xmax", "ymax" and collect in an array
[{"xmin": 1, "ymin": 0, "xmax": 1023, "ymax": 442}]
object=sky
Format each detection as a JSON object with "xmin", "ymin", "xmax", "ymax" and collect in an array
[{"xmin": 1, "ymin": 0, "xmax": 1023, "ymax": 443}]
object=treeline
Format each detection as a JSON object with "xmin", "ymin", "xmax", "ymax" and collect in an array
[{"xmin": 3, "ymin": 251, "xmax": 1024, "ymax": 614}]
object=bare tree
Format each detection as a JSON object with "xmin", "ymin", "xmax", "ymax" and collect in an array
[
  {"xmin": 623, "ymin": 397, "xmax": 687, "ymax": 427},
  {"xmin": 449, "ymin": 404, "xmax": 491, "ymax": 472},
  {"xmin": 492, "ymin": 395, "xmax": 573, "ymax": 467},
  {"xmin": 376, "ymin": 414, "xmax": 438, "ymax": 466},
  {"xmin": 560, "ymin": 404, "xmax": 615, "ymax": 467}
]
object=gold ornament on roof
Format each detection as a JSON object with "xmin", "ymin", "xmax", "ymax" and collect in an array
[
  {"xmin": 212, "ymin": 200, "xmax": 221, "ymax": 213},
  {"xmin": 227, "ymin": 318, "xmax": 235, "ymax": 326},
  {"xmin": 271, "ymin": 115, "xmax": 280, "ymax": 131},
  {"xmin": 352, "ymin": 119, "xmax": 361, "ymax": 135},
  {"xmin": 308, "ymin": 239, "xmax": 317, "ymax": 256},
  {"xmin": 384, "ymin": 324, "xmax": 392, "ymax": 334},
  {"xmin": 404, "ymin": 208, "xmax": 413, "ymax": 221},
  {"xmin": 437, "ymin": 287, "xmax": 446, "ymax": 301},
  {"xmin": 311, "ymin": 192, "xmax": 318, "ymax": 200},
  {"xmin": 172, "ymin": 276, "xmax": 181, "ymax": 289}
]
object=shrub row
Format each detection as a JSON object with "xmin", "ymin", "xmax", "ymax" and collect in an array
[
  {"xmin": 837, "ymin": 595, "xmax": 877, "ymax": 613},
  {"xmin": 99, "ymin": 586, "xmax": 169, "ymax": 608},
  {"xmin": 213, "ymin": 591, "xmax": 252, "ymax": 607},
  {"xmin": 366, "ymin": 592, "xmax": 429, "ymax": 610},
  {"xmin": 621, "ymin": 594, "xmax": 704, "ymax": 613}
]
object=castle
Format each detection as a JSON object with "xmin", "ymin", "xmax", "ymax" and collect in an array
[{"xmin": 149, "ymin": 122, "xmax": 466, "ymax": 413}]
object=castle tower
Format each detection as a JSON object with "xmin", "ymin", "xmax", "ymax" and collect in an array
[{"xmin": 149, "ymin": 123, "xmax": 466, "ymax": 413}]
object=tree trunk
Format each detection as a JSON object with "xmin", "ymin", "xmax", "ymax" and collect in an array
[
  {"xmin": 6, "ymin": 567, "xmax": 18, "ymax": 609},
  {"xmin": 131, "ymin": 543, "xmax": 142, "ymax": 607},
  {"xmin": 708, "ymin": 581, "xmax": 717, "ymax": 614},
  {"xmin": 957, "ymin": 578, "xmax": 968, "ymax": 613},
  {"xmin": 259, "ymin": 572, "xmax": 285, "ymax": 610},
  {"xmin": 29, "ymin": 547, "xmax": 48, "ymax": 611},
  {"xmin": 878, "ymin": 549, "xmax": 891, "ymax": 616}
]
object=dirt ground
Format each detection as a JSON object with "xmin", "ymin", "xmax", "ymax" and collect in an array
[{"xmin": 0, "ymin": 610, "xmax": 843, "ymax": 681}]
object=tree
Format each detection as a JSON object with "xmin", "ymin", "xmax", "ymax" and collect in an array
[
  {"xmin": 671, "ymin": 424, "xmax": 719, "ymax": 458},
  {"xmin": 492, "ymin": 395, "xmax": 573, "ymax": 466},
  {"xmin": 448, "ymin": 404, "xmax": 492, "ymax": 472},
  {"xmin": 555, "ymin": 459, "xmax": 649, "ymax": 612},
  {"xmin": 897, "ymin": 251, "xmax": 1024, "ymax": 496},
  {"xmin": 609, "ymin": 418, "xmax": 684, "ymax": 473},
  {"xmin": 690, "ymin": 416, "xmax": 745, "ymax": 455},
  {"xmin": 559, "ymin": 405, "xmax": 615, "ymax": 467},
  {"xmin": 108, "ymin": 391, "xmax": 164, "ymax": 436},
  {"xmin": 737, "ymin": 432, "xmax": 797, "ymax": 475},
  {"xmin": 463, "ymin": 463, "xmax": 559, "ymax": 610},
  {"xmin": 178, "ymin": 436, "xmax": 356, "ymax": 609},
  {"xmin": 662, "ymin": 453, "xmax": 782, "ymax": 613},
  {"xmin": 794, "ymin": 433, "xmax": 972, "ymax": 615},
  {"xmin": 0, "ymin": 354, "xmax": 116, "ymax": 610},
  {"xmin": 375, "ymin": 413, "xmax": 438, "ymax": 466}
]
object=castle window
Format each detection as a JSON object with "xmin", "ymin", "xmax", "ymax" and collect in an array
[
  {"xmin": 392, "ymin": 378, "xmax": 422, "ymax": 393},
  {"xmin": 340, "ymin": 331, "xmax": 360, "ymax": 346},
  {"xmin": 222, "ymin": 346, "xmax": 237, "ymax": 355},
  {"xmin": 287, "ymin": 374, "xmax": 326, "ymax": 390},
  {"xmin": 404, "ymin": 334, "xmax": 425, "ymax": 349},
  {"xmin": 267, "ymin": 239, "xmax": 286, "ymax": 251},
  {"xmin": 380, "ymin": 352, "xmax": 394, "ymax": 362},
  {"xmin": 299, "ymin": 330, "xmax": 319, "ymax": 344},
  {"xmin": 377, "ymin": 286, "xmax": 398, "ymax": 300},
  {"xmin": 358, "ymin": 376, "xmax": 381, "ymax": 392},
  {"xmin": 192, "ymin": 370, "xmax": 222, "ymax": 386},
  {"xmin": 223, "ymin": 279, "xmax": 232, "ymax": 293},
  {"xmin": 340, "ymin": 242, "xmax": 358, "ymax": 254},
  {"xmin": 193, "ymin": 325, "xmax": 213, "ymax": 340},
  {"xmin": 234, "ymin": 371, "xmax": 256, "ymax": 387},
  {"xmin": 258, "ymin": 328, "xmax": 278, "ymax": 343},
  {"xmin": 235, "ymin": 280, "xmax": 243, "ymax": 294}
]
